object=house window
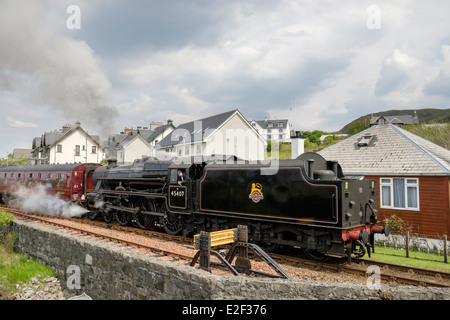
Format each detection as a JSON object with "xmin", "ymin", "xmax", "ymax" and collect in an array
[
  {"xmin": 196, "ymin": 145, "xmax": 202, "ymax": 155},
  {"xmin": 278, "ymin": 122, "xmax": 283, "ymax": 127},
  {"xmin": 75, "ymin": 145, "xmax": 80, "ymax": 156},
  {"xmin": 92, "ymin": 146, "xmax": 97, "ymax": 154},
  {"xmin": 380, "ymin": 178, "xmax": 419, "ymax": 210},
  {"xmin": 185, "ymin": 146, "xmax": 190, "ymax": 156},
  {"xmin": 57, "ymin": 144, "xmax": 62, "ymax": 153}
]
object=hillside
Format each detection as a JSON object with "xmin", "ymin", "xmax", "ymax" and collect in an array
[{"xmin": 340, "ymin": 108, "xmax": 450, "ymax": 133}]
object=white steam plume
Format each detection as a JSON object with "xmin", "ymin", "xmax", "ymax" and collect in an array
[
  {"xmin": 10, "ymin": 185, "xmax": 89, "ymax": 218},
  {"xmin": 0, "ymin": 0, "xmax": 118, "ymax": 136}
]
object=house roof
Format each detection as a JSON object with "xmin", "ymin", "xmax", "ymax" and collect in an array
[
  {"xmin": 370, "ymin": 114, "xmax": 419, "ymax": 126},
  {"xmin": 158, "ymin": 109, "xmax": 241, "ymax": 148},
  {"xmin": 116, "ymin": 133, "xmax": 151, "ymax": 149},
  {"xmin": 146, "ymin": 123, "xmax": 175, "ymax": 143},
  {"xmin": 49, "ymin": 126, "xmax": 103, "ymax": 149},
  {"xmin": 318, "ymin": 124, "xmax": 450, "ymax": 176},
  {"xmin": 251, "ymin": 119, "xmax": 289, "ymax": 129}
]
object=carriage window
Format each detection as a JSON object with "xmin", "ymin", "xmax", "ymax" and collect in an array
[
  {"xmin": 56, "ymin": 173, "xmax": 64, "ymax": 188},
  {"xmin": 66, "ymin": 176, "xmax": 71, "ymax": 188},
  {"xmin": 27, "ymin": 174, "xmax": 34, "ymax": 187},
  {"xmin": 46, "ymin": 173, "xmax": 53, "ymax": 188}
]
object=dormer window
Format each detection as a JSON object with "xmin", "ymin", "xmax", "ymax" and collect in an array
[{"xmin": 358, "ymin": 134, "xmax": 373, "ymax": 146}]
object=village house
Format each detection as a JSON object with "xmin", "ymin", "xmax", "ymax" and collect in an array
[
  {"xmin": 319, "ymin": 123, "xmax": 450, "ymax": 238},
  {"xmin": 157, "ymin": 110, "xmax": 266, "ymax": 161},
  {"xmin": 104, "ymin": 121, "xmax": 175, "ymax": 164},
  {"xmin": 249, "ymin": 118, "xmax": 291, "ymax": 143},
  {"xmin": 31, "ymin": 121, "xmax": 104, "ymax": 165},
  {"xmin": 370, "ymin": 111, "xmax": 419, "ymax": 127}
]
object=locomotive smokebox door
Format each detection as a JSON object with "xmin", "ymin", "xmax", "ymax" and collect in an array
[{"xmin": 168, "ymin": 167, "xmax": 188, "ymax": 209}]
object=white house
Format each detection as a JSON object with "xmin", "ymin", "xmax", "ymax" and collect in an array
[
  {"xmin": 31, "ymin": 121, "xmax": 104, "ymax": 164},
  {"xmin": 116, "ymin": 132, "xmax": 153, "ymax": 164},
  {"xmin": 249, "ymin": 118, "xmax": 291, "ymax": 143},
  {"xmin": 157, "ymin": 109, "xmax": 266, "ymax": 161}
]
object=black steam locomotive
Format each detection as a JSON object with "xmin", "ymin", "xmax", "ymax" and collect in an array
[{"xmin": 86, "ymin": 153, "xmax": 388, "ymax": 261}]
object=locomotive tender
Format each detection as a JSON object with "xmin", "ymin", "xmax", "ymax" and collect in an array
[{"xmin": 87, "ymin": 152, "xmax": 389, "ymax": 261}]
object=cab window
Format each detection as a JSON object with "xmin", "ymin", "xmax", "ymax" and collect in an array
[{"xmin": 170, "ymin": 169, "xmax": 178, "ymax": 184}]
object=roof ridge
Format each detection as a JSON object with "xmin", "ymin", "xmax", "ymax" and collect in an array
[
  {"xmin": 390, "ymin": 125, "xmax": 450, "ymax": 174},
  {"xmin": 177, "ymin": 109, "xmax": 238, "ymax": 126}
]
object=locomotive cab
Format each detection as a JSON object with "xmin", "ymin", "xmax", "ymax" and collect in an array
[
  {"xmin": 167, "ymin": 160, "xmax": 207, "ymax": 211},
  {"xmin": 168, "ymin": 164, "xmax": 189, "ymax": 210}
]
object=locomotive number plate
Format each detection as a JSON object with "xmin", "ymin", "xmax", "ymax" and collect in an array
[{"xmin": 169, "ymin": 186, "xmax": 187, "ymax": 209}]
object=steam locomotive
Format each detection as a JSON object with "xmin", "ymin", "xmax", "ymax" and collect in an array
[{"xmin": 86, "ymin": 153, "xmax": 389, "ymax": 261}]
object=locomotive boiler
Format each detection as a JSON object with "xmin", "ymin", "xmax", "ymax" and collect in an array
[{"xmin": 87, "ymin": 153, "xmax": 389, "ymax": 261}]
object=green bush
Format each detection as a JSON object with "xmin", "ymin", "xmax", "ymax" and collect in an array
[{"xmin": 0, "ymin": 210, "xmax": 14, "ymax": 227}]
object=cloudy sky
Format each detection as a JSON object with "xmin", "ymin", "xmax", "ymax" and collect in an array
[{"xmin": 1, "ymin": 0, "xmax": 450, "ymax": 157}]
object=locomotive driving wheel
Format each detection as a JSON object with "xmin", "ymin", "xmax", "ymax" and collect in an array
[
  {"xmin": 102, "ymin": 207, "xmax": 114, "ymax": 223},
  {"xmin": 133, "ymin": 199, "xmax": 156, "ymax": 230},
  {"xmin": 160, "ymin": 210, "xmax": 184, "ymax": 235}
]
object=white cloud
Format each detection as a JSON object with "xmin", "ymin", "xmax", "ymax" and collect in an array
[{"xmin": 6, "ymin": 117, "xmax": 38, "ymax": 128}]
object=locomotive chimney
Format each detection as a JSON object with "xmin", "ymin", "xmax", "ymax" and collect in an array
[{"xmin": 106, "ymin": 157, "xmax": 118, "ymax": 168}]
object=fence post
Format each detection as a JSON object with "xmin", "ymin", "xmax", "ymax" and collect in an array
[
  {"xmin": 405, "ymin": 231, "xmax": 409, "ymax": 258},
  {"xmin": 444, "ymin": 235, "xmax": 448, "ymax": 264}
]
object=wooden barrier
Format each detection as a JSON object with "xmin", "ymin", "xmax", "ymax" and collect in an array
[
  {"xmin": 190, "ymin": 225, "xmax": 292, "ymax": 279},
  {"xmin": 194, "ymin": 228, "xmax": 237, "ymax": 248}
]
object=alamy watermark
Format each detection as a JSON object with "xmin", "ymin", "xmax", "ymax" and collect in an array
[
  {"xmin": 66, "ymin": 5, "xmax": 81, "ymax": 30},
  {"xmin": 66, "ymin": 265, "xmax": 81, "ymax": 289},
  {"xmin": 366, "ymin": 265, "xmax": 381, "ymax": 290},
  {"xmin": 366, "ymin": 5, "xmax": 381, "ymax": 30}
]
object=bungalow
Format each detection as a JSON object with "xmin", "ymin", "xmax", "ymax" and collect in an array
[{"xmin": 319, "ymin": 123, "xmax": 450, "ymax": 237}]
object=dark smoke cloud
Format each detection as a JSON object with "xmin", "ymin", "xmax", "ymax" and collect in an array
[{"xmin": 0, "ymin": 0, "xmax": 118, "ymax": 136}]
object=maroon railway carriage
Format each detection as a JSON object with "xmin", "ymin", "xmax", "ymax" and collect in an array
[{"xmin": 0, "ymin": 163, "xmax": 101, "ymax": 203}]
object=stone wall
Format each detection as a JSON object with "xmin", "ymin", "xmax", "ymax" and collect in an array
[{"xmin": 11, "ymin": 219, "xmax": 450, "ymax": 300}]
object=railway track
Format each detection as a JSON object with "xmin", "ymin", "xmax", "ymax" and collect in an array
[
  {"xmin": 2, "ymin": 204, "xmax": 450, "ymax": 287},
  {"xmin": 3, "ymin": 206, "xmax": 195, "ymax": 262}
]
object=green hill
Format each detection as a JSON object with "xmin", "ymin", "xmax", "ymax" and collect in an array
[{"xmin": 340, "ymin": 108, "xmax": 450, "ymax": 133}]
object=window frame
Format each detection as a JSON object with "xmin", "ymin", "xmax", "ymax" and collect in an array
[{"xmin": 380, "ymin": 177, "xmax": 420, "ymax": 211}]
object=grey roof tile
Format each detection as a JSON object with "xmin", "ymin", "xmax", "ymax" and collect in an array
[{"xmin": 319, "ymin": 124, "xmax": 450, "ymax": 176}]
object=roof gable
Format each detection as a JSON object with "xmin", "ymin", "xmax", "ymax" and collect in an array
[
  {"xmin": 117, "ymin": 133, "xmax": 151, "ymax": 149},
  {"xmin": 49, "ymin": 127, "xmax": 102, "ymax": 149}
]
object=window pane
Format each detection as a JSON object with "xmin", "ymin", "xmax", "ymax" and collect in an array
[
  {"xmin": 382, "ymin": 186, "xmax": 391, "ymax": 206},
  {"xmin": 407, "ymin": 186, "xmax": 418, "ymax": 208},
  {"xmin": 381, "ymin": 178, "xmax": 391, "ymax": 184},
  {"xmin": 393, "ymin": 178, "xmax": 405, "ymax": 208}
]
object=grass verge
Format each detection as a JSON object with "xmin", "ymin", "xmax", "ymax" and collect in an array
[
  {"xmin": 0, "ymin": 243, "xmax": 56, "ymax": 295},
  {"xmin": 365, "ymin": 246, "xmax": 450, "ymax": 272}
]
